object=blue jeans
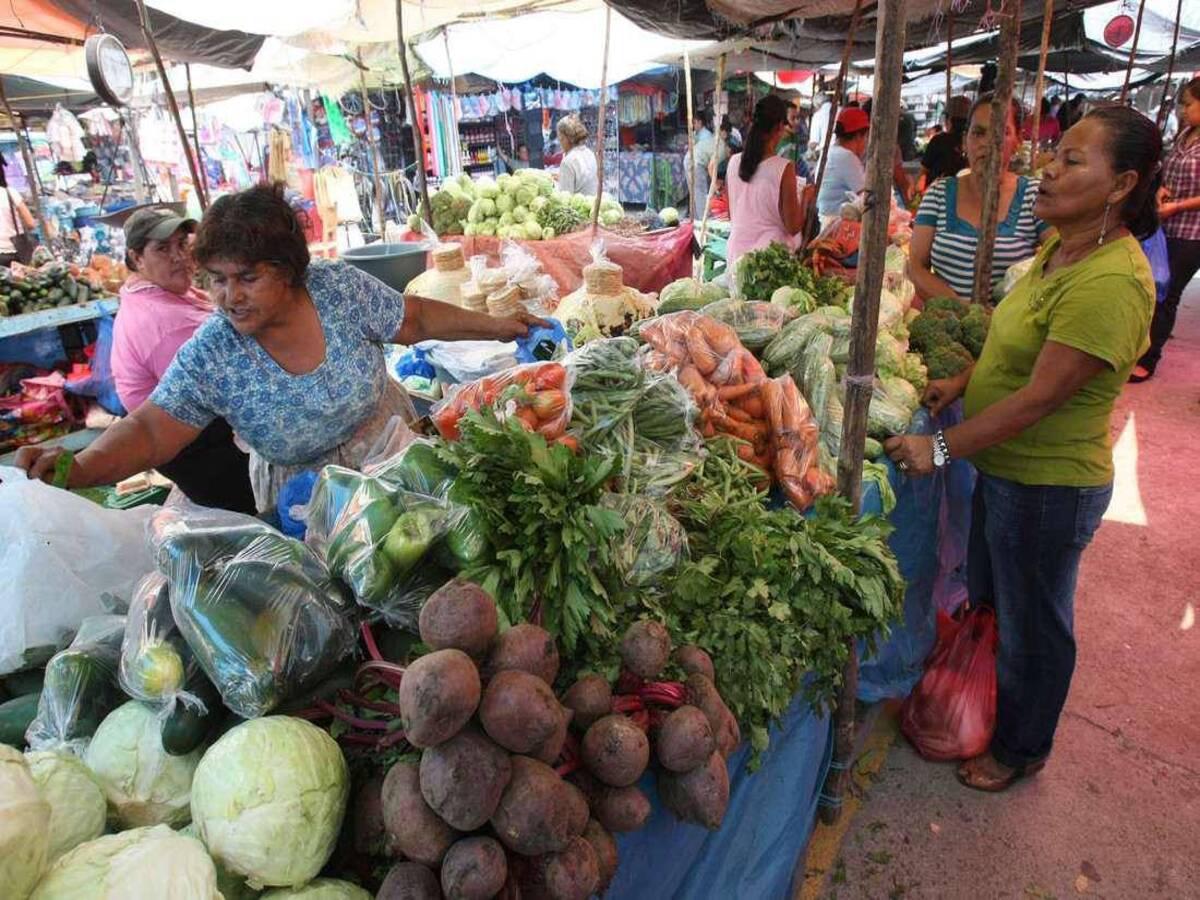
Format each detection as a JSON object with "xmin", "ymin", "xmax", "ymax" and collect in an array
[{"xmin": 967, "ymin": 474, "xmax": 1113, "ymax": 768}]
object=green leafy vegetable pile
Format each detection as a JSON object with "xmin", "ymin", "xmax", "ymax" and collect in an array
[
  {"xmin": 736, "ymin": 242, "xmax": 852, "ymax": 309},
  {"xmin": 660, "ymin": 440, "xmax": 904, "ymax": 755},
  {"xmin": 437, "ymin": 409, "xmax": 625, "ymax": 654}
]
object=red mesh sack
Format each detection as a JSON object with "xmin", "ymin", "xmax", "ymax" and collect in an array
[{"xmin": 901, "ymin": 606, "xmax": 998, "ymax": 761}]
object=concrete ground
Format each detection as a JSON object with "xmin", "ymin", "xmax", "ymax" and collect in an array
[{"xmin": 803, "ymin": 285, "xmax": 1200, "ymax": 899}]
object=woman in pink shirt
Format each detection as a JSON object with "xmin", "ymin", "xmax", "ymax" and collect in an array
[
  {"xmin": 725, "ymin": 95, "xmax": 808, "ymax": 272},
  {"xmin": 111, "ymin": 207, "xmax": 255, "ymax": 512}
]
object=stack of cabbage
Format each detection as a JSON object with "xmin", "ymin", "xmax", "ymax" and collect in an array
[{"xmin": 411, "ymin": 171, "xmax": 624, "ymax": 241}]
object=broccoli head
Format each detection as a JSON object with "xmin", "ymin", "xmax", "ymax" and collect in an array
[
  {"xmin": 926, "ymin": 342, "xmax": 975, "ymax": 380},
  {"xmin": 908, "ymin": 310, "xmax": 962, "ymax": 353},
  {"xmin": 924, "ymin": 296, "xmax": 968, "ymax": 317},
  {"xmin": 960, "ymin": 306, "xmax": 992, "ymax": 358}
]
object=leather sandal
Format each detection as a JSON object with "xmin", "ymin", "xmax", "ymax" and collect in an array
[
  {"xmin": 1128, "ymin": 365, "xmax": 1154, "ymax": 384},
  {"xmin": 956, "ymin": 753, "xmax": 1046, "ymax": 793}
]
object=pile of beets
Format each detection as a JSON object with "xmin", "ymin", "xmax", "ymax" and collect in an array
[{"xmin": 372, "ymin": 579, "xmax": 740, "ymax": 900}]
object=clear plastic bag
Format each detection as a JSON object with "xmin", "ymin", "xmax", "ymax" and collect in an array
[
  {"xmin": 698, "ymin": 299, "xmax": 796, "ymax": 352},
  {"xmin": 602, "ymin": 494, "xmax": 688, "ymax": 589},
  {"xmin": 118, "ymin": 573, "xmax": 206, "ymax": 716},
  {"xmin": 501, "ymin": 240, "xmax": 558, "ymax": 312},
  {"xmin": 867, "ymin": 380, "xmax": 916, "ymax": 438},
  {"xmin": 431, "ymin": 361, "xmax": 574, "ymax": 444},
  {"xmin": 26, "ymin": 614, "xmax": 126, "ymax": 755},
  {"xmin": 901, "ymin": 606, "xmax": 997, "ymax": 761},
  {"xmin": 151, "ymin": 504, "xmax": 357, "ymax": 720},
  {"xmin": 761, "ymin": 310, "xmax": 838, "ymax": 375},
  {"xmin": 565, "ymin": 337, "xmax": 646, "ymax": 442},
  {"xmin": 762, "ymin": 375, "xmax": 831, "ymax": 512}
]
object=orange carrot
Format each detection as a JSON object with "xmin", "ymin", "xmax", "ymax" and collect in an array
[
  {"xmin": 716, "ymin": 381, "xmax": 761, "ymax": 402},
  {"xmin": 738, "ymin": 395, "xmax": 766, "ymax": 419}
]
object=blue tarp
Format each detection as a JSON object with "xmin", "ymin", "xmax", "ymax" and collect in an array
[{"xmin": 610, "ymin": 694, "xmax": 831, "ymax": 900}]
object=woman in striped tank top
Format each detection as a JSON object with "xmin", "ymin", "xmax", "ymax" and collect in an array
[{"xmin": 909, "ymin": 94, "xmax": 1049, "ymax": 304}]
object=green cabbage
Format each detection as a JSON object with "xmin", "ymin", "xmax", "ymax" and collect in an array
[
  {"xmin": 26, "ymin": 751, "xmax": 106, "ymax": 862},
  {"xmin": 0, "ymin": 745, "xmax": 49, "ymax": 900},
  {"xmin": 659, "ymin": 206, "xmax": 680, "ymax": 226},
  {"xmin": 30, "ymin": 825, "xmax": 220, "ymax": 900},
  {"xmin": 261, "ymin": 879, "xmax": 371, "ymax": 899},
  {"xmin": 84, "ymin": 701, "xmax": 202, "ymax": 829},
  {"xmin": 191, "ymin": 717, "xmax": 349, "ymax": 890},
  {"xmin": 180, "ymin": 824, "xmax": 259, "ymax": 900},
  {"xmin": 657, "ymin": 277, "xmax": 727, "ymax": 313}
]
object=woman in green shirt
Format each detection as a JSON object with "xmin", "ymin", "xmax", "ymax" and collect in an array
[{"xmin": 885, "ymin": 106, "xmax": 1159, "ymax": 792}]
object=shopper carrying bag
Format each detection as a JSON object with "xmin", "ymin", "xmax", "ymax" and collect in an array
[{"xmin": 0, "ymin": 183, "xmax": 37, "ymax": 266}]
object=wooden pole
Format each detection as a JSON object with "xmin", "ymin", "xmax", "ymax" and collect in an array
[
  {"xmin": 684, "ymin": 46, "xmax": 697, "ymax": 222},
  {"xmin": 0, "ymin": 83, "xmax": 50, "ymax": 239},
  {"xmin": 134, "ymin": 0, "xmax": 207, "ymax": 210},
  {"xmin": 396, "ymin": 0, "xmax": 432, "ymax": 226},
  {"xmin": 1028, "ymin": 0, "xmax": 1055, "ymax": 168},
  {"xmin": 124, "ymin": 111, "xmax": 151, "ymax": 202},
  {"xmin": 699, "ymin": 53, "xmax": 728, "ymax": 245},
  {"xmin": 1120, "ymin": 0, "xmax": 1149, "ymax": 104},
  {"xmin": 184, "ymin": 64, "xmax": 209, "ymax": 201},
  {"xmin": 1157, "ymin": 0, "xmax": 1184, "ymax": 129},
  {"xmin": 971, "ymin": 0, "xmax": 1021, "ymax": 304},
  {"xmin": 819, "ymin": 0, "xmax": 909, "ymax": 828},
  {"xmin": 810, "ymin": 0, "xmax": 866, "ymax": 236},
  {"xmin": 358, "ymin": 52, "xmax": 387, "ymax": 235},
  {"xmin": 592, "ymin": 5, "xmax": 613, "ymax": 229}
]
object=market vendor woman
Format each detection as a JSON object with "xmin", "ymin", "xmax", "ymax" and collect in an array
[
  {"xmin": 886, "ymin": 106, "xmax": 1158, "ymax": 791},
  {"xmin": 17, "ymin": 184, "xmax": 543, "ymax": 511}
]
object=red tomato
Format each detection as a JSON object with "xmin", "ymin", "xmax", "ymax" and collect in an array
[
  {"xmin": 555, "ymin": 434, "xmax": 580, "ymax": 452},
  {"xmin": 514, "ymin": 407, "xmax": 541, "ymax": 431},
  {"xmin": 534, "ymin": 365, "xmax": 566, "ymax": 391}
]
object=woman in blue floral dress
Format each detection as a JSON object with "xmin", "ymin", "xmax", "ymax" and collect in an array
[{"xmin": 16, "ymin": 184, "xmax": 542, "ymax": 510}]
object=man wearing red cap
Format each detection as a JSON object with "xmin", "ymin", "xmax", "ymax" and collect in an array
[{"xmin": 816, "ymin": 106, "xmax": 870, "ymax": 228}]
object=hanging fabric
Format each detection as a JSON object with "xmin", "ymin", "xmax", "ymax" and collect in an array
[
  {"xmin": 268, "ymin": 128, "xmax": 292, "ymax": 184},
  {"xmin": 322, "ymin": 95, "xmax": 354, "ymax": 148}
]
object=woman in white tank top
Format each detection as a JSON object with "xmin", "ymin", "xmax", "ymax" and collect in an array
[{"xmin": 726, "ymin": 95, "xmax": 807, "ymax": 272}]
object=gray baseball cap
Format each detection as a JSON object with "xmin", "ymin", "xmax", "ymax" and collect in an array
[{"xmin": 123, "ymin": 207, "xmax": 196, "ymax": 251}]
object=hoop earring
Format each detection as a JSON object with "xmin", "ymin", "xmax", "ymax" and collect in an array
[{"xmin": 1098, "ymin": 201, "xmax": 1111, "ymax": 247}]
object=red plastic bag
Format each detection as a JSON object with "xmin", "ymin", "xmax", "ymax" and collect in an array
[{"xmin": 901, "ymin": 606, "xmax": 998, "ymax": 761}]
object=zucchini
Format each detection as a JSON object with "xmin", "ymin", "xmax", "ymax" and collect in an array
[
  {"xmin": 3, "ymin": 667, "xmax": 45, "ymax": 697},
  {"xmin": 0, "ymin": 692, "xmax": 42, "ymax": 747},
  {"xmin": 161, "ymin": 674, "xmax": 223, "ymax": 756}
]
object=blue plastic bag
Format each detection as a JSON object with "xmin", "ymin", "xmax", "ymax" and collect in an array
[
  {"xmin": 64, "ymin": 315, "xmax": 126, "ymax": 416},
  {"xmin": 277, "ymin": 469, "xmax": 319, "ymax": 538},
  {"xmin": 393, "ymin": 347, "xmax": 436, "ymax": 379},
  {"xmin": 1140, "ymin": 228, "xmax": 1170, "ymax": 304},
  {"xmin": 515, "ymin": 317, "xmax": 572, "ymax": 363}
]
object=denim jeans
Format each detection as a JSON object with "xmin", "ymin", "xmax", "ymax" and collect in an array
[
  {"xmin": 1141, "ymin": 236, "xmax": 1200, "ymax": 371},
  {"xmin": 967, "ymin": 474, "xmax": 1113, "ymax": 768}
]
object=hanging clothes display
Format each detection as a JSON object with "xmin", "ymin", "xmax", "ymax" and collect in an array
[
  {"xmin": 268, "ymin": 128, "xmax": 292, "ymax": 184},
  {"xmin": 47, "ymin": 105, "xmax": 86, "ymax": 163},
  {"xmin": 314, "ymin": 166, "xmax": 362, "ymax": 224},
  {"xmin": 286, "ymin": 95, "xmax": 318, "ymax": 170},
  {"xmin": 322, "ymin": 95, "xmax": 354, "ymax": 148}
]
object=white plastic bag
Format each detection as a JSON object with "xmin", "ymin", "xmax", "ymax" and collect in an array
[{"xmin": 0, "ymin": 467, "xmax": 157, "ymax": 674}]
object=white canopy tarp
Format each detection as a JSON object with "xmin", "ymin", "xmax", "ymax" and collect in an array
[{"xmin": 414, "ymin": 7, "xmax": 711, "ymax": 88}]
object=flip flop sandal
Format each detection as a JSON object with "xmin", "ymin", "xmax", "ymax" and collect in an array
[{"xmin": 956, "ymin": 757, "xmax": 1046, "ymax": 793}]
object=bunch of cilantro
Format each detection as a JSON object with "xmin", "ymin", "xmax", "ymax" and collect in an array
[
  {"xmin": 664, "ymin": 440, "xmax": 904, "ymax": 755},
  {"xmin": 437, "ymin": 408, "xmax": 625, "ymax": 655}
]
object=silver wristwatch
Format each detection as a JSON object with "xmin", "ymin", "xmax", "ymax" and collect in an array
[{"xmin": 932, "ymin": 430, "xmax": 951, "ymax": 469}]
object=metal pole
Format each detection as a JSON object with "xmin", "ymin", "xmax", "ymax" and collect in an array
[
  {"xmin": 1157, "ymin": 0, "xmax": 1185, "ymax": 129},
  {"xmin": 971, "ymin": 0, "xmax": 1021, "ymax": 304},
  {"xmin": 0, "ymin": 82, "xmax": 50, "ymax": 239},
  {"xmin": 820, "ymin": 0, "xmax": 909, "ymax": 828},
  {"xmin": 592, "ymin": 5, "xmax": 613, "ymax": 229},
  {"xmin": 358, "ymin": 51, "xmax": 387, "ymax": 235},
  {"xmin": 945, "ymin": 5, "xmax": 954, "ymax": 114},
  {"xmin": 1029, "ymin": 0, "xmax": 1055, "ymax": 168},
  {"xmin": 184, "ymin": 64, "xmax": 209, "ymax": 200},
  {"xmin": 684, "ymin": 46, "xmax": 696, "ymax": 222},
  {"xmin": 133, "ymin": 0, "xmax": 207, "ymax": 210},
  {"xmin": 699, "ymin": 53, "xmax": 728, "ymax": 245},
  {"xmin": 810, "ymin": 0, "xmax": 867, "ymax": 235},
  {"xmin": 442, "ymin": 29, "xmax": 462, "ymax": 176},
  {"xmin": 1120, "ymin": 0, "xmax": 1149, "ymax": 103},
  {"xmin": 396, "ymin": 0, "xmax": 432, "ymax": 226}
]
